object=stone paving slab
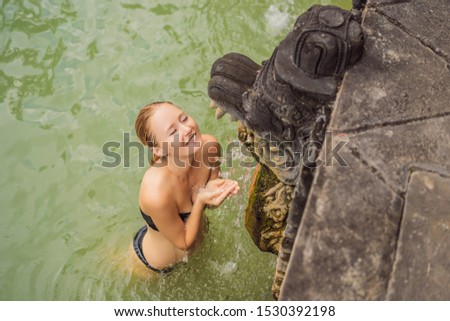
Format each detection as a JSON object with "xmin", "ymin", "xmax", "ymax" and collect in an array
[
  {"xmin": 378, "ymin": 1, "xmax": 450, "ymax": 60},
  {"xmin": 366, "ymin": 0, "xmax": 398, "ymax": 4},
  {"xmin": 346, "ymin": 115, "xmax": 450, "ymax": 193},
  {"xmin": 329, "ymin": 7, "xmax": 450, "ymax": 132},
  {"xmin": 280, "ymin": 144, "xmax": 404, "ymax": 300},
  {"xmin": 387, "ymin": 171, "xmax": 450, "ymax": 300},
  {"xmin": 367, "ymin": 0, "xmax": 448, "ymax": 5}
]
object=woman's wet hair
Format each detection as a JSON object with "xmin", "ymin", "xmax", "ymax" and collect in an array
[{"xmin": 135, "ymin": 101, "xmax": 173, "ymax": 164}]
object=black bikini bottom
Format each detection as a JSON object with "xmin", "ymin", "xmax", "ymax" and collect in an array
[{"xmin": 133, "ymin": 225, "xmax": 173, "ymax": 273}]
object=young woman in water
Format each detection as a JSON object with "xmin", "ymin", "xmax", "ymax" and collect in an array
[{"xmin": 131, "ymin": 101, "xmax": 239, "ymax": 274}]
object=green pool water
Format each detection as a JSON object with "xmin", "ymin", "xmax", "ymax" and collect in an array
[{"xmin": 0, "ymin": 0, "xmax": 350, "ymax": 300}]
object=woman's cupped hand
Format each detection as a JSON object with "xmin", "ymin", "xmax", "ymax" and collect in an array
[{"xmin": 197, "ymin": 178, "xmax": 239, "ymax": 207}]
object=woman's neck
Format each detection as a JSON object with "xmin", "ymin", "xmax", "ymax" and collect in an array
[{"xmin": 164, "ymin": 154, "xmax": 197, "ymax": 179}]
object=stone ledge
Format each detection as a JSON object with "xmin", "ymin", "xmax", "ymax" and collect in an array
[
  {"xmin": 280, "ymin": 1, "xmax": 450, "ymax": 300},
  {"xmin": 280, "ymin": 144, "xmax": 404, "ymax": 300},
  {"xmin": 329, "ymin": 7, "xmax": 450, "ymax": 133},
  {"xmin": 387, "ymin": 171, "xmax": 450, "ymax": 300},
  {"xmin": 346, "ymin": 115, "xmax": 450, "ymax": 193},
  {"xmin": 378, "ymin": 1, "xmax": 450, "ymax": 61}
]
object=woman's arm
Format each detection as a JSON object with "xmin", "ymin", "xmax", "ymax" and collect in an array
[
  {"xmin": 141, "ymin": 190, "xmax": 192, "ymax": 250},
  {"xmin": 141, "ymin": 182, "xmax": 236, "ymax": 250},
  {"xmin": 185, "ymin": 180, "xmax": 238, "ymax": 247},
  {"xmin": 201, "ymin": 134, "xmax": 239, "ymax": 203},
  {"xmin": 201, "ymin": 134, "xmax": 221, "ymax": 180}
]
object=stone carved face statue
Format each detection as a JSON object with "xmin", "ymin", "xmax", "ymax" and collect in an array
[
  {"xmin": 209, "ymin": 5, "xmax": 363, "ymax": 185},
  {"xmin": 208, "ymin": 4, "xmax": 365, "ymax": 300}
]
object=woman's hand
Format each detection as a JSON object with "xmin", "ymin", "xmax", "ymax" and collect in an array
[
  {"xmin": 196, "ymin": 179, "xmax": 239, "ymax": 207},
  {"xmin": 207, "ymin": 178, "xmax": 239, "ymax": 197}
]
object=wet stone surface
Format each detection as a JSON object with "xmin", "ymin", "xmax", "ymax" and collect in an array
[
  {"xmin": 281, "ymin": 1, "xmax": 450, "ymax": 300},
  {"xmin": 329, "ymin": 6, "xmax": 450, "ymax": 133},
  {"xmin": 387, "ymin": 171, "xmax": 450, "ymax": 300},
  {"xmin": 377, "ymin": 1, "xmax": 450, "ymax": 58},
  {"xmin": 346, "ymin": 115, "xmax": 450, "ymax": 193},
  {"xmin": 280, "ymin": 144, "xmax": 404, "ymax": 300}
]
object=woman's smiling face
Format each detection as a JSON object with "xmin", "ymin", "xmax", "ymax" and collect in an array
[{"xmin": 148, "ymin": 102, "xmax": 202, "ymax": 162}]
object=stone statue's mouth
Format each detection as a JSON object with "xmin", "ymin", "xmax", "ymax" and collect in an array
[
  {"xmin": 207, "ymin": 52, "xmax": 261, "ymax": 126},
  {"xmin": 209, "ymin": 100, "xmax": 239, "ymax": 122}
]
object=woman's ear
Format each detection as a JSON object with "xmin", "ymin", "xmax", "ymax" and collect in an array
[{"xmin": 151, "ymin": 146, "xmax": 162, "ymax": 158}]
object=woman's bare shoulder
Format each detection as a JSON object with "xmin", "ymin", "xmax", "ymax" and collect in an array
[{"xmin": 140, "ymin": 168, "xmax": 174, "ymax": 212}]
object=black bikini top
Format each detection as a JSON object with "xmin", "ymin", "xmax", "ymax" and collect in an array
[
  {"xmin": 140, "ymin": 168, "xmax": 210, "ymax": 232},
  {"xmin": 140, "ymin": 208, "xmax": 191, "ymax": 232}
]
